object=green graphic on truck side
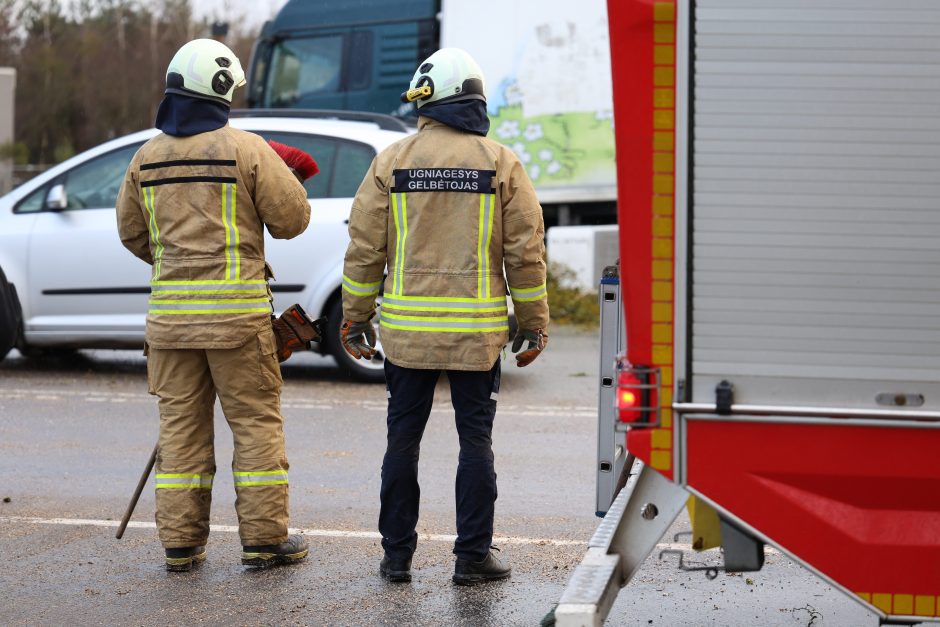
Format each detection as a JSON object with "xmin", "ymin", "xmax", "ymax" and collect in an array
[{"xmin": 489, "ymin": 102, "xmax": 616, "ymax": 189}]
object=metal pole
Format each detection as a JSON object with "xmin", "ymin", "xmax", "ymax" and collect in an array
[{"xmin": 115, "ymin": 442, "xmax": 157, "ymax": 540}]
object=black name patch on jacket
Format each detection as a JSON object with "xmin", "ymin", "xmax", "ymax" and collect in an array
[{"xmin": 392, "ymin": 168, "xmax": 495, "ymax": 193}]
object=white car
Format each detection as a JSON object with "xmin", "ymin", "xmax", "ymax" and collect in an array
[{"xmin": 0, "ymin": 111, "xmax": 412, "ymax": 381}]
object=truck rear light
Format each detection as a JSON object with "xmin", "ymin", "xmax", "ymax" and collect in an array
[
  {"xmin": 617, "ymin": 371, "xmax": 643, "ymax": 423},
  {"xmin": 615, "ymin": 363, "xmax": 661, "ymax": 426}
]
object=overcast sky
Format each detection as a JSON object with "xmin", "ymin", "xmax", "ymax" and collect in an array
[{"xmin": 192, "ymin": 0, "xmax": 290, "ymax": 31}]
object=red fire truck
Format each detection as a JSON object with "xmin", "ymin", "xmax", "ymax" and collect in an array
[{"xmin": 555, "ymin": 1, "xmax": 940, "ymax": 624}]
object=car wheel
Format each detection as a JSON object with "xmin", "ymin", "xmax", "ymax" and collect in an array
[
  {"xmin": 325, "ymin": 299, "xmax": 386, "ymax": 383},
  {"xmin": 0, "ymin": 267, "xmax": 22, "ymax": 361}
]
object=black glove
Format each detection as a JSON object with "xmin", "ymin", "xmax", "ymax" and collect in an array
[{"xmin": 511, "ymin": 328, "xmax": 547, "ymax": 367}]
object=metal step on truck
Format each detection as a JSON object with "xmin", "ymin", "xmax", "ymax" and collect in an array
[{"xmin": 554, "ymin": 0, "xmax": 940, "ymax": 624}]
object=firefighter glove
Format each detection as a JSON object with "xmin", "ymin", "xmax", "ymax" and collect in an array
[
  {"xmin": 511, "ymin": 328, "xmax": 547, "ymax": 367},
  {"xmin": 341, "ymin": 318, "xmax": 377, "ymax": 360},
  {"xmin": 272, "ymin": 304, "xmax": 324, "ymax": 362}
]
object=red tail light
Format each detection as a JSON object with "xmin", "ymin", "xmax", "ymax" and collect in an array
[
  {"xmin": 617, "ymin": 371, "xmax": 643, "ymax": 423},
  {"xmin": 615, "ymin": 363, "xmax": 661, "ymax": 425}
]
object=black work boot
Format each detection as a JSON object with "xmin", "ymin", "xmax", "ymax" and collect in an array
[
  {"xmin": 165, "ymin": 546, "xmax": 207, "ymax": 572},
  {"xmin": 379, "ymin": 554, "xmax": 412, "ymax": 583},
  {"xmin": 241, "ymin": 534, "xmax": 309, "ymax": 568},
  {"xmin": 452, "ymin": 546, "xmax": 511, "ymax": 585}
]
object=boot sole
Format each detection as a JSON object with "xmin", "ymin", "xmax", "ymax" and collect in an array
[
  {"xmin": 165, "ymin": 549, "xmax": 207, "ymax": 572},
  {"xmin": 452, "ymin": 571, "xmax": 511, "ymax": 586},
  {"xmin": 380, "ymin": 566, "xmax": 412, "ymax": 583},
  {"xmin": 241, "ymin": 548, "xmax": 309, "ymax": 569}
]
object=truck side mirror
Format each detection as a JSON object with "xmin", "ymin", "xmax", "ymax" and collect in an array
[{"xmin": 45, "ymin": 184, "xmax": 67, "ymax": 211}]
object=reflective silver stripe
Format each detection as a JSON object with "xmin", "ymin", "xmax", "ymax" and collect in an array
[
  {"xmin": 151, "ymin": 282, "xmax": 266, "ymax": 292},
  {"xmin": 149, "ymin": 300, "xmax": 269, "ymax": 311},
  {"xmin": 510, "ymin": 284, "xmax": 548, "ymax": 301},
  {"xmin": 342, "ymin": 276, "xmax": 381, "ymax": 296},
  {"xmin": 380, "ymin": 312, "xmax": 508, "ymax": 329},
  {"xmin": 151, "ymin": 281, "xmax": 267, "ymax": 286},
  {"xmin": 382, "ymin": 295, "xmax": 507, "ymax": 310},
  {"xmin": 155, "ymin": 475, "xmax": 213, "ymax": 489},
  {"xmin": 144, "ymin": 187, "xmax": 164, "ymax": 279},
  {"xmin": 478, "ymin": 193, "xmax": 494, "ymax": 298},
  {"xmin": 392, "ymin": 192, "xmax": 408, "ymax": 295},
  {"xmin": 222, "ymin": 183, "xmax": 240, "ymax": 280},
  {"xmin": 233, "ymin": 471, "xmax": 288, "ymax": 486}
]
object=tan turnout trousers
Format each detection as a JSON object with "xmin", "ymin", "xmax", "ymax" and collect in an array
[{"xmin": 147, "ymin": 324, "xmax": 288, "ymax": 548}]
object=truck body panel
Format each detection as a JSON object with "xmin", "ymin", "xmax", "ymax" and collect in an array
[{"xmin": 560, "ymin": 0, "xmax": 940, "ymax": 623}]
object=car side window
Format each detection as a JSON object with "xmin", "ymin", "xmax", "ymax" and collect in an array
[
  {"xmin": 256, "ymin": 131, "xmax": 372, "ymax": 201},
  {"xmin": 13, "ymin": 183, "xmax": 49, "ymax": 214},
  {"xmin": 256, "ymin": 131, "xmax": 337, "ymax": 200},
  {"xmin": 62, "ymin": 143, "xmax": 142, "ymax": 211},
  {"xmin": 332, "ymin": 142, "xmax": 375, "ymax": 198}
]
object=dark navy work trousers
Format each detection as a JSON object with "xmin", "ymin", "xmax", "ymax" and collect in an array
[{"xmin": 379, "ymin": 358, "xmax": 501, "ymax": 561}]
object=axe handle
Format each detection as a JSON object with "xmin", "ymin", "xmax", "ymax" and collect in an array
[{"xmin": 116, "ymin": 442, "xmax": 158, "ymax": 540}]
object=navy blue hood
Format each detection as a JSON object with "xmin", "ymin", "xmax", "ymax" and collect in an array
[
  {"xmin": 418, "ymin": 99, "xmax": 490, "ymax": 137},
  {"xmin": 155, "ymin": 93, "xmax": 230, "ymax": 137}
]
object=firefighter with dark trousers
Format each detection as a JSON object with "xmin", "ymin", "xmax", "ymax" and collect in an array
[
  {"xmin": 116, "ymin": 39, "xmax": 312, "ymax": 572},
  {"xmin": 341, "ymin": 48, "xmax": 549, "ymax": 585}
]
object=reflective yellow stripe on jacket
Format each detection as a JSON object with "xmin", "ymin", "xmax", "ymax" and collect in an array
[
  {"xmin": 143, "ymin": 186, "xmax": 164, "ymax": 279},
  {"xmin": 391, "ymin": 192, "xmax": 408, "ymax": 295},
  {"xmin": 144, "ymin": 183, "xmax": 270, "ymax": 316},
  {"xmin": 222, "ymin": 182, "xmax": 240, "ymax": 280},
  {"xmin": 380, "ymin": 295, "xmax": 508, "ymax": 333},
  {"xmin": 477, "ymin": 193, "xmax": 495, "ymax": 298},
  {"xmin": 510, "ymin": 283, "xmax": 548, "ymax": 302},
  {"xmin": 342, "ymin": 274, "xmax": 382, "ymax": 297},
  {"xmin": 381, "ymin": 294, "xmax": 507, "ymax": 313}
]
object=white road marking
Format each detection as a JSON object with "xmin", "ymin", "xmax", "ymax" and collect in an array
[
  {"xmin": 0, "ymin": 515, "xmax": 584, "ymax": 547},
  {"xmin": 0, "ymin": 388, "xmax": 596, "ymax": 417},
  {"xmin": 0, "ymin": 515, "xmax": 778, "ymax": 556}
]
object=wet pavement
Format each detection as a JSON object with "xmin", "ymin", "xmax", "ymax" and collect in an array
[{"xmin": 0, "ymin": 328, "xmax": 876, "ymax": 625}]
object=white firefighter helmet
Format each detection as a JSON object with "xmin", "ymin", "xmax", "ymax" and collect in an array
[
  {"xmin": 401, "ymin": 48, "xmax": 486, "ymax": 109},
  {"xmin": 165, "ymin": 39, "xmax": 246, "ymax": 105}
]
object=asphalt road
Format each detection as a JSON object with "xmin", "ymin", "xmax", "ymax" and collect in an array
[{"xmin": 0, "ymin": 328, "xmax": 876, "ymax": 626}]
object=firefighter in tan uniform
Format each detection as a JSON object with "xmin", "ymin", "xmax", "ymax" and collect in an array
[
  {"xmin": 116, "ymin": 39, "xmax": 311, "ymax": 571},
  {"xmin": 341, "ymin": 48, "xmax": 549, "ymax": 585}
]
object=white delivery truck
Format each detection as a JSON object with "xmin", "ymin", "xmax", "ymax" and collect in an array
[{"xmin": 247, "ymin": 0, "xmax": 618, "ymax": 224}]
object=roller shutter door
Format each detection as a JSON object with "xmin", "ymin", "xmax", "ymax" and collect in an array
[{"xmin": 690, "ymin": 0, "xmax": 940, "ymax": 410}]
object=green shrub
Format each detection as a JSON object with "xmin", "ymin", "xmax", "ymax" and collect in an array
[{"xmin": 547, "ymin": 261, "xmax": 599, "ymax": 327}]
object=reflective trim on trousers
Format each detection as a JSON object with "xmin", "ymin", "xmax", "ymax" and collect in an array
[
  {"xmin": 477, "ymin": 193, "xmax": 494, "ymax": 299},
  {"xmin": 510, "ymin": 283, "xmax": 548, "ymax": 302},
  {"xmin": 233, "ymin": 470, "xmax": 288, "ymax": 487},
  {"xmin": 155, "ymin": 473, "xmax": 213, "ymax": 489}
]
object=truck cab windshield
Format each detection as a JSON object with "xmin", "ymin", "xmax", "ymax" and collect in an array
[{"xmin": 262, "ymin": 33, "xmax": 373, "ymax": 109}]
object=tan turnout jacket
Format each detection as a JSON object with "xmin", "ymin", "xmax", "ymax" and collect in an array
[
  {"xmin": 116, "ymin": 125, "xmax": 310, "ymax": 349},
  {"xmin": 342, "ymin": 117, "xmax": 549, "ymax": 371}
]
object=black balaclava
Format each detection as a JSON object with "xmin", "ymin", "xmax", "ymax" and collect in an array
[
  {"xmin": 155, "ymin": 93, "xmax": 230, "ymax": 137},
  {"xmin": 418, "ymin": 99, "xmax": 490, "ymax": 136}
]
